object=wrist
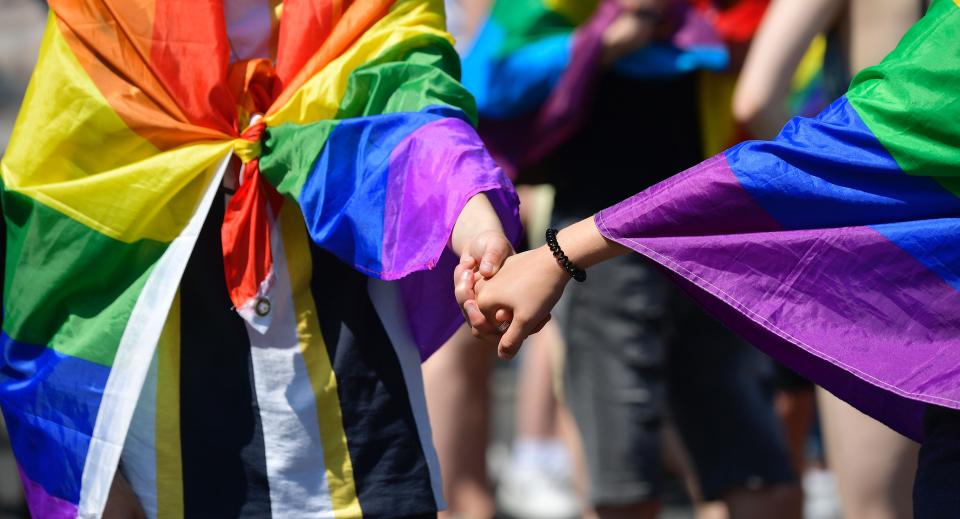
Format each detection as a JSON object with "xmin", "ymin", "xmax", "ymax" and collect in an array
[
  {"xmin": 450, "ymin": 193, "xmax": 505, "ymax": 256},
  {"xmin": 555, "ymin": 216, "xmax": 630, "ymax": 269},
  {"xmin": 534, "ymin": 245, "xmax": 573, "ymax": 287},
  {"xmin": 546, "ymin": 227, "xmax": 587, "ymax": 282}
]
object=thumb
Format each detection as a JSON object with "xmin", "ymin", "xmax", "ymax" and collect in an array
[
  {"xmin": 498, "ymin": 317, "xmax": 532, "ymax": 360},
  {"xmin": 478, "ymin": 234, "xmax": 512, "ymax": 278}
]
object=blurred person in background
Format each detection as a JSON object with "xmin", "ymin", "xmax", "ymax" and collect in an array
[
  {"xmin": 428, "ymin": 3, "xmax": 582, "ymax": 519},
  {"xmin": 462, "ymin": 1, "xmax": 802, "ymax": 518},
  {"xmin": 733, "ymin": 1, "xmax": 927, "ymax": 517},
  {"xmin": 423, "ymin": 3, "xmax": 502, "ymax": 519},
  {"xmin": 465, "ymin": 2, "xmax": 960, "ymax": 519}
]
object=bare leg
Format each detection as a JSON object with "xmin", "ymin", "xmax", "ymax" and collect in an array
[
  {"xmin": 776, "ymin": 388, "xmax": 816, "ymax": 474},
  {"xmin": 845, "ymin": 0, "xmax": 921, "ymax": 74},
  {"xmin": 818, "ymin": 388, "xmax": 918, "ymax": 519},
  {"xmin": 498, "ymin": 321, "xmax": 583, "ymax": 519},
  {"xmin": 515, "ymin": 323, "xmax": 561, "ymax": 440},
  {"xmin": 424, "ymin": 326, "xmax": 495, "ymax": 519}
]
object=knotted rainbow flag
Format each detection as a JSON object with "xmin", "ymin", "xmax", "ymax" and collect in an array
[
  {"xmin": 598, "ymin": 0, "xmax": 960, "ymax": 440},
  {"xmin": 461, "ymin": 0, "xmax": 729, "ymax": 176},
  {"xmin": 0, "ymin": 1, "xmax": 518, "ymax": 517}
]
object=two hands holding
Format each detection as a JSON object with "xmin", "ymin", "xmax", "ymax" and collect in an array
[{"xmin": 451, "ymin": 195, "xmax": 627, "ymax": 360}]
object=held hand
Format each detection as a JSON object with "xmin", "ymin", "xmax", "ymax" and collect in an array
[
  {"xmin": 454, "ymin": 229, "xmax": 515, "ymax": 342},
  {"xmin": 474, "ymin": 246, "xmax": 571, "ymax": 360},
  {"xmin": 450, "ymin": 193, "xmax": 515, "ymax": 342}
]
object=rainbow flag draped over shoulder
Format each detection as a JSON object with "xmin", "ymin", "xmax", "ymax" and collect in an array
[
  {"xmin": 461, "ymin": 0, "xmax": 729, "ymax": 176},
  {"xmin": 598, "ymin": 0, "xmax": 960, "ymax": 440},
  {"xmin": 0, "ymin": 1, "xmax": 518, "ymax": 517}
]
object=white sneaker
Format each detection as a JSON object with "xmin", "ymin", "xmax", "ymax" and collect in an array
[
  {"xmin": 496, "ymin": 464, "xmax": 580, "ymax": 519},
  {"xmin": 803, "ymin": 469, "xmax": 842, "ymax": 519}
]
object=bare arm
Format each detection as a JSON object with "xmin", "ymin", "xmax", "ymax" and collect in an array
[
  {"xmin": 846, "ymin": 0, "xmax": 919, "ymax": 74},
  {"xmin": 732, "ymin": 0, "xmax": 843, "ymax": 139}
]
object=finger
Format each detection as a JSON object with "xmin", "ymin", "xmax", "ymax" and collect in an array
[
  {"xmin": 473, "ymin": 275, "xmax": 487, "ymax": 295},
  {"xmin": 459, "ymin": 255, "xmax": 477, "ymax": 269},
  {"xmin": 464, "ymin": 307, "xmax": 505, "ymax": 344},
  {"xmin": 495, "ymin": 308, "xmax": 513, "ymax": 325},
  {"xmin": 479, "ymin": 237, "xmax": 512, "ymax": 278},
  {"xmin": 454, "ymin": 268, "xmax": 477, "ymax": 307},
  {"xmin": 464, "ymin": 300, "xmax": 497, "ymax": 332},
  {"xmin": 498, "ymin": 317, "xmax": 532, "ymax": 360},
  {"xmin": 530, "ymin": 313, "xmax": 552, "ymax": 335}
]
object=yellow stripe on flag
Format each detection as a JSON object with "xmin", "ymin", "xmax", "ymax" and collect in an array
[
  {"xmin": 279, "ymin": 202, "xmax": 362, "ymax": 519},
  {"xmin": 267, "ymin": 0, "xmax": 454, "ymax": 126},
  {"xmin": 0, "ymin": 15, "xmax": 232, "ymax": 244},
  {"xmin": 156, "ymin": 293, "xmax": 184, "ymax": 519}
]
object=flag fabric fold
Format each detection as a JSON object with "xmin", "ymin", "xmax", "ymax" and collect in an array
[
  {"xmin": 0, "ymin": 1, "xmax": 519, "ymax": 517},
  {"xmin": 597, "ymin": 0, "xmax": 960, "ymax": 441},
  {"xmin": 461, "ymin": 0, "xmax": 729, "ymax": 177}
]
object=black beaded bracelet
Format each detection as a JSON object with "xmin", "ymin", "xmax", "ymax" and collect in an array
[{"xmin": 545, "ymin": 228, "xmax": 587, "ymax": 282}]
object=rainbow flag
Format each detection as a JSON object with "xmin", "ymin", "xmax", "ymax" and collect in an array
[
  {"xmin": 461, "ymin": 0, "xmax": 729, "ymax": 176},
  {"xmin": 0, "ymin": 1, "xmax": 518, "ymax": 517},
  {"xmin": 597, "ymin": 0, "xmax": 960, "ymax": 441}
]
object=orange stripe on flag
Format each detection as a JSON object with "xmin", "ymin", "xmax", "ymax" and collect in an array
[
  {"xmin": 270, "ymin": 0, "xmax": 393, "ymax": 113},
  {"xmin": 50, "ymin": 1, "xmax": 231, "ymax": 149}
]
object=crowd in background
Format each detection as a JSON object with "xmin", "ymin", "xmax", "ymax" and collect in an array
[
  {"xmin": 0, "ymin": 0, "xmax": 933, "ymax": 518},
  {"xmin": 427, "ymin": 1, "xmax": 927, "ymax": 519}
]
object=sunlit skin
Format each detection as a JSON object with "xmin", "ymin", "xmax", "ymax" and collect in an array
[{"xmin": 460, "ymin": 216, "xmax": 629, "ymax": 360}]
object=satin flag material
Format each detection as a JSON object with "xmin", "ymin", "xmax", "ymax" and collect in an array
[
  {"xmin": 0, "ymin": 1, "xmax": 519, "ymax": 516},
  {"xmin": 598, "ymin": 0, "xmax": 960, "ymax": 441}
]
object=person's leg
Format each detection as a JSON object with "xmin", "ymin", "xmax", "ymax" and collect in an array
[
  {"xmin": 515, "ymin": 322, "xmax": 561, "ymax": 442},
  {"xmin": 818, "ymin": 388, "xmax": 918, "ymax": 519},
  {"xmin": 914, "ymin": 405, "xmax": 960, "ymax": 519},
  {"xmin": 497, "ymin": 321, "xmax": 580, "ymax": 519},
  {"xmin": 560, "ymin": 253, "xmax": 668, "ymax": 519},
  {"xmin": 497, "ymin": 322, "xmax": 580, "ymax": 519},
  {"xmin": 423, "ymin": 326, "xmax": 495, "ymax": 519},
  {"xmin": 772, "ymin": 365, "xmax": 817, "ymax": 475},
  {"xmin": 666, "ymin": 287, "xmax": 801, "ymax": 519}
]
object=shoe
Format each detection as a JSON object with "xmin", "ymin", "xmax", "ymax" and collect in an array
[
  {"xmin": 496, "ymin": 463, "xmax": 580, "ymax": 519},
  {"xmin": 803, "ymin": 469, "xmax": 842, "ymax": 519}
]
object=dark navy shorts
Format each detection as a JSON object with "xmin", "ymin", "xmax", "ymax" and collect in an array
[{"xmin": 558, "ymin": 250, "xmax": 796, "ymax": 504}]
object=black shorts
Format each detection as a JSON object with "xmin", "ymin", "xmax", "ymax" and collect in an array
[{"xmin": 558, "ymin": 251, "xmax": 796, "ymax": 504}]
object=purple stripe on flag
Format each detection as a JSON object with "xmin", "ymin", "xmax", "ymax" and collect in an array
[
  {"xmin": 598, "ymin": 153, "xmax": 782, "ymax": 237},
  {"xmin": 597, "ymin": 157, "xmax": 960, "ymax": 440},
  {"xmin": 19, "ymin": 465, "xmax": 77, "ymax": 519},
  {"xmin": 384, "ymin": 118, "xmax": 521, "ymax": 359}
]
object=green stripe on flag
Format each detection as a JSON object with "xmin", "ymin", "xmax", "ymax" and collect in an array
[
  {"xmin": 3, "ymin": 189, "xmax": 165, "ymax": 366},
  {"xmin": 846, "ymin": 0, "xmax": 960, "ymax": 194},
  {"xmin": 261, "ymin": 34, "xmax": 476, "ymax": 200}
]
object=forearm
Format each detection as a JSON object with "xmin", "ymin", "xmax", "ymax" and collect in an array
[
  {"xmin": 548, "ymin": 216, "xmax": 630, "ymax": 270},
  {"xmin": 733, "ymin": 0, "xmax": 842, "ymax": 139}
]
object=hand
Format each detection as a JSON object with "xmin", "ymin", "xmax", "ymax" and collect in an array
[
  {"xmin": 474, "ymin": 246, "xmax": 570, "ymax": 360},
  {"xmin": 449, "ymin": 193, "xmax": 516, "ymax": 342},
  {"xmin": 454, "ymin": 230, "xmax": 515, "ymax": 342}
]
